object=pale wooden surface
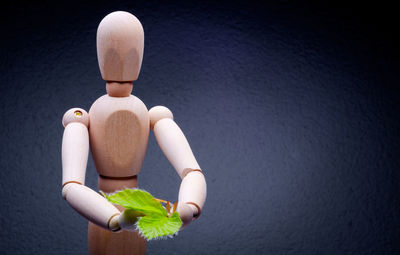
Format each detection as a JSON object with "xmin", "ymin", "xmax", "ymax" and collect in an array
[
  {"xmin": 89, "ymin": 95, "xmax": 149, "ymax": 177},
  {"xmin": 63, "ymin": 183, "xmax": 121, "ymax": 229},
  {"xmin": 176, "ymin": 202, "xmax": 196, "ymax": 228},
  {"xmin": 150, "ymin": 106, "xmax": 207, "ymax": 226},
  {"xmin": 85, "ymin": 85, "xmax": 149, "ymax": 254},
  {"xmin": 62, "ymin": 112, "xmax": 122, "ymax": 230},
  {"xmin": 149, "ymin": 105, "xmax": 173, "ymax": 130},
  {"xmin": 88, "ymin": 222, "xmax": 146, "ymax": 255},
  {"xmin": 97, "ymin": 11, "xmax": 144, "ymax": 82},
  {"xmin": 62, "ymin": 121, "xmax": 89, "ymax": 185},
  {"xmin": 61, "ymin": 10, "xmax": 206, "ymax": 255},
  {"xmin": 153, "ymin": 117, "xmax": 201, "ymax": 178},
  {"xmin": 106, "ymin": 82, "xmax": 133, "ymax": 97},
  {"xmin": 88, "ymin": 176, "xmax": 146, "ymax": 255},
  {"xmin": 178, "ymin": 171, "xmax": 207, "ymax": 212},
  {"xmin": 98, "ymin": 175, "xmax": 138, "ymax": 193},
  {"xmin": 62, "ymin": 108, "xmax": 90, "ymax": 128}
]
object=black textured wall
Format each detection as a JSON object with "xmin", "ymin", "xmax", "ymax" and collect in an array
[{"xmin": 1, "ymin": 1, "xmax": 399, "ymax": 254}]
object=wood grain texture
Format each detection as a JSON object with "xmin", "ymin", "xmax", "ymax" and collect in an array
[
  {"xmin": 89, "ymin": 95, "xmax": 149, "ymax": 177},
  {"xmin": 3, "ymin": 1, "xmax": 400, "ymax": 254},
  {"xmin": 88, "ymin": 222, "xmax": 146, "ymax": 255},
  {"xmin": 88, "ymin": 176, "xmax": 146, "ymax": 255},
  {"xmin": 98, "ymin": 175, "xmax": 138, "ymax": 194},
  {"xmin": 97, "ymin": 11, "xmax": 144, "ymax": 82}
]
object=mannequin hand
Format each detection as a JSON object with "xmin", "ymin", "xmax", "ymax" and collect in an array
[
  {"xmin": 118, "ymin": 209, "xmax": 145, "ymax": 231},
  {"xmin": 177, "ymin": 203, "xmax": 196, "ymax": 229}
]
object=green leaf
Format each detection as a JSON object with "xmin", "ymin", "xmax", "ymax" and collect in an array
[
  {"xmin": 103, "ymin": 188, "xmax": 182, "ymax": 240},
  {"xmin": 137, "ymin": 212, "xmax": 182, "ymax": 240},
  {"xmin": 103, "ymin": 189, "xmax": 166, "ymax": 216}
]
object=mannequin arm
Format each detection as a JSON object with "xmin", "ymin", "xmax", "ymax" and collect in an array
[
  {"xmin": 61, "ymin": 108, "xmax": 121, "ymax": 231},
  {"xmin": 149, "ymin": 106, "xmax": 207, "ymax": 227}
]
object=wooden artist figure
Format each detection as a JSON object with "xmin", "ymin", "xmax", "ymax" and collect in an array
[{"xmin": 61, "ymin": 11, "xmax": 206, "ymax": 255}]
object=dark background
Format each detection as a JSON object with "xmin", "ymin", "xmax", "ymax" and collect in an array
[{"xmin": 1, "ymin": 1, "xmax": 399, "ymax": 254}]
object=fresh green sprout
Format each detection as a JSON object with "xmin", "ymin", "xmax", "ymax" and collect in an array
[{"xmin": 102, "ymin": 189, "xmax": 182, "ymax": 240}]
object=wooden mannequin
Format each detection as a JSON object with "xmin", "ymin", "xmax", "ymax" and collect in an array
[{"xmin": 61, "ymin": 11, "xmax": 206, "ymax": 255}]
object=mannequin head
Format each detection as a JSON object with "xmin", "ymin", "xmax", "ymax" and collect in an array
[{"xmin": 97, "ymin": 11, "xmax": 144, "ymax": 82}]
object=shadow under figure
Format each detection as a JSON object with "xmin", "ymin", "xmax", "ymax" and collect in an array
[{"xmin": 61, "ymin": 11, "xmax": 207, "ymax": 255}]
